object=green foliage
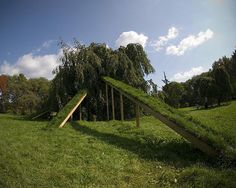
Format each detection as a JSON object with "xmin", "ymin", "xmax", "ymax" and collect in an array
[
  {"xmin": 173, "ymin": 50, "xmax": 236, "ymax": 108},
  {"xmin": 0, "ymin": 75, "xmax": 8, "ymax": 112},
  {"xmin": 0, "ymin": 74, "xmax": 51, "ymax": 115},
  {"xmin": 163, "ymin": 82, "xmax": 185, "ymax": 108},
  {"xmin": 49, "ymin": 90, "xmax": 87, "ymax": 127},
  {"xmin": 212, "ymin": 63, "xmax": 232, "ymax": 105},
  {"xmin": 103, "ymin": 76, "xmax": 236, "ymax": 160},
  {"xmin": 49, "ymin": 41, "xmax": 155, "ymax": 120},
  {"xmin": 0, "ymin": 112, "xmax": 235, "ymax": 187}
]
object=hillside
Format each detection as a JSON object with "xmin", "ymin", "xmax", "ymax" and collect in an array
[{"xmin": 0, "ymin": 104, "xmax": 236, "ymax": 187}]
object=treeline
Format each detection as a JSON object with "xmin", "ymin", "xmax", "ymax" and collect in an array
[
  {"xmin": 0, "ymin": 41, "xmax": 155, "ymax": 119},
  {"xmin": 1, "ymin": 42, "xmax": 235, "ymax": 117},
  {"xmin": 161, "ymin": 50, "xmax": 236, "ymax": 108},
  {"xmin": 0, "ymin": 74, "xmax": 50, "ymax": 115}
]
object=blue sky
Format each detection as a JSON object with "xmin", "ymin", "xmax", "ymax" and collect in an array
[{"xmin": 0, "ymin": 0, "xmax": 235, "ymax": 86}]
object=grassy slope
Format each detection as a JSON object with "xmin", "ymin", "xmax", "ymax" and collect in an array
[
  {"xmin": 49, "ymin": 90, "xmax": 87, "ymax": 127},
  {"xmin": 180, "ymin": 101, "xmax": 236, "ymax": 152},
  {"xmin": 103, "ymin": 77, "xmax": 236, "ymax": 159},
  {"xmin": 0, "ymin": 114, "xmax": 235, "ymax": 187}
]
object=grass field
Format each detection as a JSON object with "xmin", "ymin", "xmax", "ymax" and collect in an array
[{"xmin": 0, "ymin": 103, "xmax": 236, "ymax": 187}]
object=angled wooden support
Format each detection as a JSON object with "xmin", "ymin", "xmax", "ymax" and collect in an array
[
  {"xmin": 106, "ymin": 83, "xmax": 109, "ymax": 120},
  {"xmin": 120, "ymin": 92, "xmax": 124, "ymax": 121},
  {"xmin": 111, "ymin": 87, "xmax": 115, "ymax": 120},
  {"xmin": 58, "ymin": 92, "xmax": 87, "ymax": 128},
  {"xmin": 135, "ymin": 103, "xmax": 140, "ymax": 127}
]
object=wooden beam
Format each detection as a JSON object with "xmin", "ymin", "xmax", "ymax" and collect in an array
[
  {"xmin": 135, "ymin": 103, "xmax": 140, "ymax": 127},
  {"xmin": 31, "ymin": 110, "xmax": 48, "ymax": 120},
  {"xmin": 111, "ymin": 87, "xmax": 115, "ymax": 120},
  {"xmin": 106, "ymin": 83, "xmax": 109, "ymax": 120},
  {"xmin": 59, "ymin": 93, "xmax": 87, "ymax": 128},
  {"xmin": 120, "ymin": 92, "xmax": 124, "ymax": 121},
  {"xmin": 105, "ymin": 82, "xmax": 218, "ymax": 157}
]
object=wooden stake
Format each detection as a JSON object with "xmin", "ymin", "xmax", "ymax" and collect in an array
[
  {"xmin": 120, "ymin": 92, "xmax": 124, "ymax": 121},
  {"xmin": 111, "ymin": 87, "xmax": 115, "ymax": 120},
  {"xmin": 135, "ymin": 103, "xmax": 140, "ymax": 127},
  {"xmin": 79, "ymin": 106, "xmax": 82, "ymax": 120},
  {"xmin": 106, "ymin": 83, "xmax": 109, "ymax": 120}
]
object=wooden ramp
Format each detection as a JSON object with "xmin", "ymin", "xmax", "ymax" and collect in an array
[
  {"xmin": 103, "ymin": 77, "xmax": 220, "ymax": 158},
  {"xmin": 50, "ymin": 90, "xmax": 87, "ymax": 128}
]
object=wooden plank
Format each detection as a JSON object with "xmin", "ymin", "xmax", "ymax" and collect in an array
[
  {"xmin": 106, "ymin": 83, "xmax": 109, "ymax": 120},
  {"xmin": 111, "ymin": 87, "xmax": 115, "ymax": 120},
  {"xmin": 135, "ymin": 103, "xmax": 140, "ymax": 127},
  {"xmin": 105, "ymin": 82, "xmax": 218, "ymax": 157},
  {"xmin": 120, "ymin": 92, "xmax": 124, "ymax": 121},
  {"xmin": 32, "ymin": 110, "xmax": 48, "ymax": 120},
  {"xmin": 59, "ymin": 93, "xmax": 87, "ymax": 128}
]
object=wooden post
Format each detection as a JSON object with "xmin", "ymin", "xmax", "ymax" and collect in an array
[
  {"xmin": 111, "ymin": 87, "xmax": 115, "ymax": 120},
  {"xmin": 106, "ymin": 83, "xmax": 109, "ymax": 120},
  {"xmin": 135, "ymin": 103, "xmax": 140, "ymax": 127},
  {"xmin": 79, "ymin": 106, "xmax": 82, "ymax": 120},
  {"xmin": 120, "ymin": 92, "xmax": 124, "ymax": 121}
]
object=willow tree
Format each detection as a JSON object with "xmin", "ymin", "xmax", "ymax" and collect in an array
[{"xmin": 49, "ymin": 41, "xmax": 155, "ymax": 120}]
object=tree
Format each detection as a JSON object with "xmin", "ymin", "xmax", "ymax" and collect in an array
[
  {"xmin": 49, "ymin": 41, "xmax": 155, "ymax": 120},
  {"xmin": 212, "ymin": 64, "xmax": 232, "ymax": 105},
  {"xmin": 162, "ymin": 72, "xmax": 170, "ymax": 85},
  {"xmin": 163, "ymin": 82, "xmax": 185, "ymax": 108},
  {"xmin": 0, "ymin": 75, "xmax": 8, "ymax": 112},
  {"xmin": 3, "ymin": 74, "xmax": 51, "ymax": 115},
  {"xmin": 229, "ymin": 50, "xmax": 236, "ymax": 96},
  {"xmin": 198, "ymin": 77, "xmax": 217, "ymax": 108}
]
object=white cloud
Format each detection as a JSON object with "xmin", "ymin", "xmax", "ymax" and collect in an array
[
  {"xmin": 151, "ymin": 27, "xmax": 179, "ymax": 51},
  {"xmin": 166, "ymin": 29, "xmax": 213, "ymax": 56},
  {"xmin": 171, "ymin": 66, "xmax": 205, "ymax": 82},
  {"xmin": 0, "ymin": 50, "xmax": 63, "ymax": 80},
  {"xmin": 42, "ymin": 40, "xmax": 54, "ymax": 48},
  {"xmin": 36, "ymin": 40, "xmax": 54, "ymax": 52},
  {"xmin": 115, "ymin": 31, "xmax": 148, "ymax": 48}
]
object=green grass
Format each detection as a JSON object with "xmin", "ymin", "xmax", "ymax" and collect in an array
[
  {"xmin": 180, "ymin": 101, "xmax": 236, "ymax": 153},
  {"xmin": 103, "ymin": 77, "xmax": 236, "ymax": 160},
  {"xmin": 49, "ymin": 90, "xmax": 87, "ymax": 127},
  {"xmin": 0, "ymin": 113, "xmax": 236, "ymax": 187}
]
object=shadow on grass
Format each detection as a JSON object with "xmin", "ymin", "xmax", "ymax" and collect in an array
[
  {"xmin": 187, "ymin": 102, "xmax": 231, "ymax": 112},
  {"xmin": 71, "ymin": 121, "xmax": 212, "ymax": 167}
]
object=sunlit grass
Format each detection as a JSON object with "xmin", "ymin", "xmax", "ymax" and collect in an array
[{"xmin": 0, "ymin": 113, "xmax": 235, "ymax": 187}]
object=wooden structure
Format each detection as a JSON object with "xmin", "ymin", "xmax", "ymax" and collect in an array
[
  {"xmin": 59, "ymin": 93, "xmax": 87, "ymax": 128},
  {"xmin": 103, "ymin": 77, "xmax": 219, "ymax": 157},
  {"xmin": 49, "ymin": 90, "xmax": 87, "ymax": 128}
]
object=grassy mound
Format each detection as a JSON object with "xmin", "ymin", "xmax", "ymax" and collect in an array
[
  {"xmin": 49, "ymin": 90, "xmax": 87, "ymax": 127},
  {"xmin": 0, "ymin": 114, "xmax": 235, "ymax": 187},
  {"xmin": 103, "ymin": 77, "xmax": 236, "ymax": 160}
]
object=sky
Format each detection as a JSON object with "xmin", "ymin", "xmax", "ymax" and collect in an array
[{"xmin": 0, "ymin": 0, "xmax": 236, "ymax": 87}]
